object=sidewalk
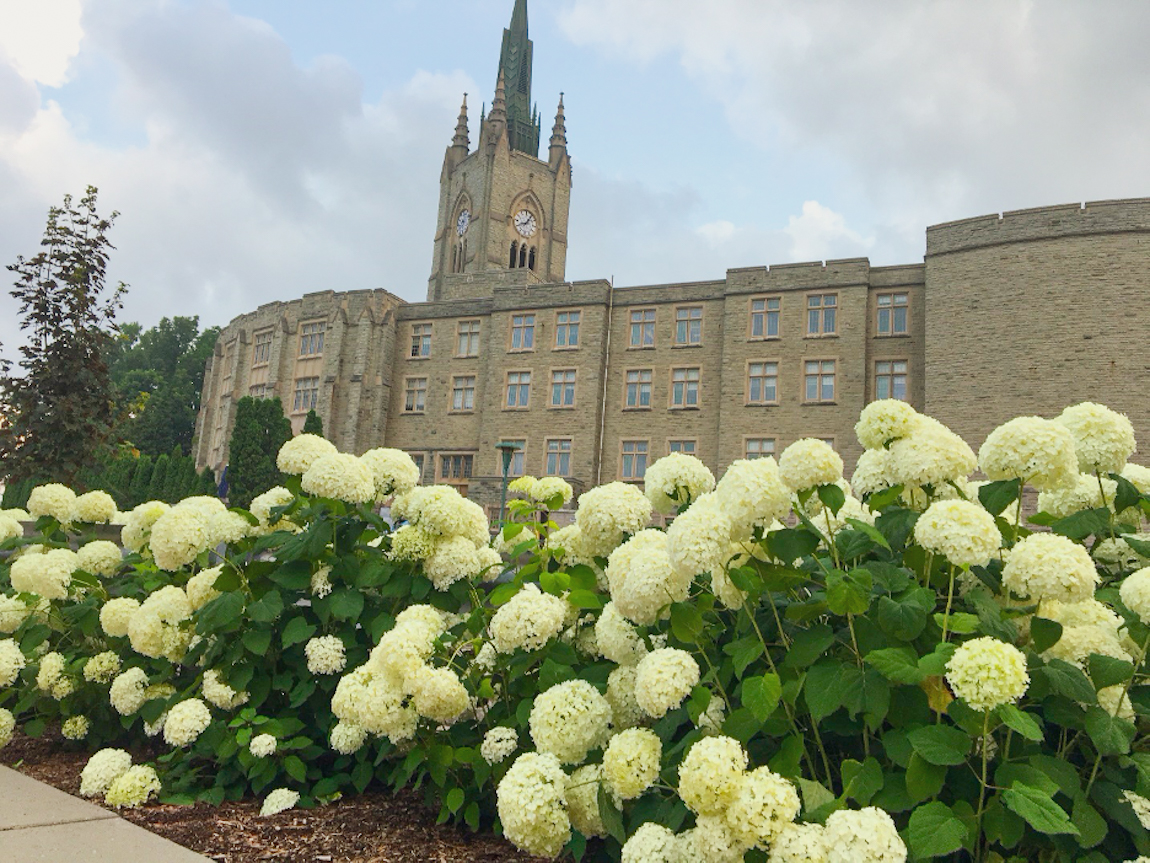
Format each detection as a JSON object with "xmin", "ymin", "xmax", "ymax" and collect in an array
[{"xmin": 0, "ymin": 765, "xmax": 210, "ymax": 860}]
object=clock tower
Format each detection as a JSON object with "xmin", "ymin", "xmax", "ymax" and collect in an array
[{"xmin": 427, "ymin": 0, "xmax": 571, "ymax": 302}]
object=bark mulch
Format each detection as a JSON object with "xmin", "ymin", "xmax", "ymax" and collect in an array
[{"xmin": 1, "ymin": 731, "xmax": 536, "ymax": 862}]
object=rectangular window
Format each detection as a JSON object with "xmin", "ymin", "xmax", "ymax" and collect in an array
[
  {"xmin": 875, "ymin": 360, "xmax": 909, "ymax": 401},
  {"xmin": 252, "ymin": 330, "xmax": 273, "ymax": 366},
  {"xmin": 804, "ymin": 360, "xmax": 836, "ymax": 403},
  {"xmin": 408, "ymin": 452, "xmax": 425, "ymax": 481},
  {"xmin": 629, "ymin": 309, "xmax": 656, "ymax": 347},
  {"xmin": 249, "ymin": 383, "xmax": 268, "ymax": 399},
  {"xmin": 292, "ymin": 376, "xmax": 319, "ymax": 412},
  {"xmin": 551, "ymin": 369, "xmax": 576, "ymax": 407},
  {"xmin": 506, "ymin": 371, "xmax": 531, "ymax": 408},
  {"xmin": 620, "ymin": 440, "xmax": 649, "ymax": 481},
  {"xmin": 439, "ymin": 453, "xmax": 474, "ymax": 481},
  {"xmin": 451, "ymin": 375, "xmax": 476, "ymax": 411},
  {"xmin": 674, "ymin": 306, "xmax": 703, "ymax": 345},
  {"xmin": 747, "ymin": 361, "xmax": 779, "ymax": 405},
  {"xmin": 806, "ymin": 294, "xmax": 837, "ymax": 336},
  {"xmin": 299, "ymin": 322, "xmax": 325, "ymax": 356},
  {"xmin": 546, "ymin": 438, "xmax": 572, "ymax": 476},
  {"xmin": 876, "ymin": 293, "xmax": 909, "ymax": 336},
  {"xmin": 410, "ymin": 323, "xmax": 432, "ymax": 358},
  {"xmin": 745, "ymin": 438, "xmax": 776, "ymax": 460},
  {"xmin": 750, "ymin": 297, "xmax": 781, "ymax": 339},
  {"xmin": 555, "ymin": 310, "xmax": 581, "ymax": 348},
  {"xmin": 668, "ymin": 439, "xmax": 696, "ymax": 455},
  {"xmin": 404, "ymin": 377, "xmax": 427, "ymax": 413},
  {"xmin": 504, "ymin": 440, "xmax": 527, "ymax": 477},
  {"xmin": 456, "ymin": 320, "xmax": 480, "ymax": 357},
  {"xmin": 625, "ymin": 369, "xmax": 653, "ymax": 409},
  {"xmin": 671, "ymin": 367, "xmax": 700, "ymax": 408},
  {"xmin": 510, "ymin": 313, "xmax": 536, "ymax": 351}
]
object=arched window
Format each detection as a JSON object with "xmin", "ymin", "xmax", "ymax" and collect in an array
[
  {"xmin": 519, "ymin": 243, "xmax": 527, "ymax": 268},
  {"xmin": 528, "ymin": 246, "xmax": 536, "ymax": 271},
  {"xmin": 509, "ymin": 241, "xmax": 518, "ymax": 268}
]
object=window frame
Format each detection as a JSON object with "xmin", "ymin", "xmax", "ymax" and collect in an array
[
  {"xmin": 623, "ymin": 368, "xmax": 654, "ymax": 410},
  {"xmin": 456, "ymin": 319, "xmax": 481, "ymax": 357},
  {"xmin": 544, "ymin": 438, "xmax": 573, "ymax": 477},
  {"xmin": 746, "ymin": 359, "xmax": 780, "ymax": 406},
  {"xmin": 875, "ymin": 292, "xmax": 909, "ymax": 337},
  {"xmin": 667, "ymin": 439, "xmax": 698, "ymax": 456},
  {"xmin": 627, "ymin": 307, "xmax": 657, "ymax": 349},
  {"xmin": 252, "ymin": 329, "xmax": 273, "ymax": 366},
  {"xmin": 508, "ymin": 312, "xmax": 537, "ymax": 352},
  {"xmin": 549, "ymin": 368, "xmax": 577, "ymax": 409},
  {"xmin": 292, "ymin": 376, "xmax": 320, "ymax": 413},
  {"xmin": 299, "ymin": 321, "xmax": 326, "ymax": 357},
  {"xmin": 805, "ymin": 293, "xmax": 838, "ymax": 338},
  {"xmin": 504, "ymin": 369, "xmax": 532, "ymax": 410},
  {"xmin": 409, "ymin": 322, "xmax": 433, "ymax": 359},
  {"xmin": 403, "ymin": 376, "xmax": 428, "ymax": 414},
  {"xmin": 450, "ymin": 374, "xmax": 477, "ymax": 413},
  {"xmin": 802, "ymin": 358, "xmax": 837, "ymax": 404},
  {"xmin": 553, "ymin": 309, "xmax": 581, "ymax": 350},
  {"xmin": 669, "ymin": 365, "xmax": 701, "ymax": 410},
  {"xmin": 673, "ymin": 305, "xmax": 704, "ymax": 346},
  {"xmin": 619, "ymin": 439, "xmax": 650, "ymax": 482},
  {"xmin": 437, "ymin": 452, "xmax": 476, "ymax": 483},
  {"xmin": 744, "ymin": 437, "xmax": 777, "ymax": 460},
  {"xmin": 748, "ymin": 295, "xmax": 781, "ymax": 341},
  {"xmin": 874, "ymin": 358, "xmax": 909, "ymax": 401}
]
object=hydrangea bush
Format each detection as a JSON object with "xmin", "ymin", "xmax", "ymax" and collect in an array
[{"xmin": 3, "ymin": 405, "xmax": 1150, "ymax": 862}]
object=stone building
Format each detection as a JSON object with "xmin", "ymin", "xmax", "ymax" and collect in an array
[{"xmin": 194, "ymin": 0, "xmax": 1150, "ymax": 511}]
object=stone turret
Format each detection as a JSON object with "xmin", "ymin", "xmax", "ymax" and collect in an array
[{"xmin": 549, "ymin": 93, "xmax": 567, "ymax": 170}]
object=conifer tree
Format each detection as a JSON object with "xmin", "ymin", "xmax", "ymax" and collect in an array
[
  {"xmin": 227, "ymin": 397, "xmax": 290, "ymax": 509},
  {"xmin": 127, "ymin": 454, "xmax": 153, "ymax": 506},
  {"xmin": 148, "ymin": 453, "xmax": 170, "ymax": 502},
  {"xmin": 302, "ymin": 409, "xmax": 324, "ymax": 437}
]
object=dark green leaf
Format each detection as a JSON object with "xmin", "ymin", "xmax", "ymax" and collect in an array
[
  {"xmin": 804, "ymin": 662, "xmax": 844, "ymax": 723},
  {"xmin": 1084, "ymin": 706, "xmax": 1134, "ymax": 755},
  {"xmin": 212, "ymin": 567, "xmax": 243, "ymax": 593},
  {"xmin": 876, "ymin": 590, "xmax": 933, "ymax": 641},
  {"xmin": 242, "ymin": 628, "xmax": 272, "ymax": 656},
  {"xmin": 742, "ymin": 673, "xmax": 782, "ymax": 722},
  {"xmin": 841, "ymin": 758, "xmax": 884, "ymax": 805},
  {"xmin": 817, "ymin": 483, "xmax": 846, "ymax": 514},
  {"xmin": 905, "ymin": 753, "xmax": 946, "ymax": 803},
  {"xmin": 196, "ymin": 591, "xmax": 245, "ymax": 634},
  {"xmin": 996, "ymin": 763, "xmax": 1059, "ymax": 796},
  {"xmin": 875, "ymin": 507, "xmax": 919, "ymax": 549},
  {"xmin": 1049, "ymin": 508, "xmax": 1111, "ymax": 542},
  {"xmin": 1086, "ymin": 653, "xmax": 1134, "ymax": 690},
  {"xmin": 767, "ymin": 528, "xmax": 820, "ymax": 564},
  {"xmin": 782, "ymin": 624, "xmax": 835, "ymax": 670},
  {"xmin": 997, "ymin": 705, "xmax": 1043, "ymax": 741},
  {"xmin": 907, "ymin": 725, "xmax": 971, "ymax": 766},
  {"xmin": 1030, "ymin": 617, "xmax": 1063, "ymax": 653},
  {"xmin": 597, "ymin": 785, "xmax": 626, "ymax": 844},
  {"xmin": 329, "ymin": 589, "xmax": 365, "ymax": 621},
  {"xmin": 826, "ymin": 569, "xmax": 872, "ymax": 616},
  {"xmin": 670, "ymin": 602, "xmax": 704, "ymax": 642},
  {"xmin": 908, "ymin": 801, "xmax": 968, "ymax": 859},
  {"xmin": 1071, "ymin": 793, "xmax": 1107, "ymax": 848},
  {"xmin": 1111, "ymin": 473, "xmax": 1142, "ymax": 515},
  {"xmin": 1002, "ymin": 784, "xmax": 1079, "ymax": 835},
  {"xmin": 979, "ymin": 479, "xmax": 1022, "ymax": 516},
  {"xmin": 846, "ymin": 519, "xmax": 892, "ymax": 551},
  {"xmin": 1123, "ymin": 534, "xmax": 1150, "ymax": 559},
  {"xmin": 865, "ymin": 647, "xmax": 925, "ymax": 684},
  {"xmin": 281, "ymin": 616, "xmax": 317, "ymax": 649},
  {"xmin": 566, "ymin": 589, "xmax": 603, "ymax": 609},
  {"xmin": 933, "ymin": 611, "xmax": 980, "ymax": 634},
  {"xmin": 725, "ymin": 635, "xmax": 763, "ymax": 679},
  {"xmin": 1040, "ymin": 659, "xmax": 1097, "ymax": 703},
  {"xmin": 247, "ymin": 589, "xmax": 284, "ymax": 623},
  {"xmin": 284, "ymin": 755, "xmax": 307, "ymax": 783},
  {"xmin": 445, "ymin": 787, "xmax": 465, "ymax": 814}
]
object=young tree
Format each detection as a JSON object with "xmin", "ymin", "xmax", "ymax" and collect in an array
[
  {"xmin": 0, "ymin": 187, "xmax": 126, "ymax": 486},
  {"xmin": 302, "ymin": 409, "xmax": 324, "ymax": 437},
  {"xmin": 226, "ymin": 397, "xmax": 290, "ymax": 509}
]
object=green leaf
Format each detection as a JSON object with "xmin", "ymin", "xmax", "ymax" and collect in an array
[
  {"xmin": 767, "ymin": 528, "xmax": 820, "ymax": 564},
  {"xmin": 196, "ymin": 591, "xmax": 245, "ymax": 634},
  {"xmin": 826, "ymin": 569, "xmax": 872, "ymax": 616},
  {"xmin": 1086, "ymin": 653, "xmax": 1134, "ymax": 690},
  {"xmin": 1049, "ymin": 508, "xmax": 1111, "ymax": 542},
  {"xmin": 782, "ymin": 624, "xmax": 835, "ymax": 670},
  {"xmin": 1030, "ymin": 617, "xmax": 1063, "ymax": 653},
  {"xmin": 247, "ymin": 589, "xmax": 284, "ymax": 623},
  {"xmin": 907, "ymin": 725, "xmax": 972, "ymax": 766},
  {"xmin": 270, "ymin": 560, "xmax": 312, "ymax": 591},
  {"xmin": 445, "ymin": 787, "xmax": 465, "ymax": 814},
  {"xmin": 670, "ymin": 602, "xmax": 704, "ymax": 642},
  {"xmin": 908, "ymin": 800, "xmax": 968, "ymax": 858},
  {"xmin": 1084, "ymin": 706, "xmax": 1135, "ymax": 755},
  {"xmin": 804, "ymin": 662, "xmax": 844, "ymax": 723},
  {"xmin": 875, "ymin": 507, "xmax": 919, "ymax": 549},
  {"xmin": 539, "ymin": 570, "xmax": 571, "ymax": 595},
  {"xmin": 817, "ymin": 483, "xmax": 846, "ymax": 515},
  {"xmin": 329, "ymin": 588, "xmax": 365, "ymax": 621},
  {"xmin": 841, "ymin": 758, "xmax": 884, "ymax": 805},
  {"xmin": 905, "ymin": 753, "xmax": 946, "ymax": 804},
  {"xmin": 1123, "ymin": 534, "xmax": 1150, "ymax": 559},
  {"xmin": 1002, "ymin": 784, "xmax": 1079, "ymax": 835},
  {"xmin": 742, "ymin": 673, "xmax": 782, "ymax": 722},
  {"xmin": 1071, "ymin": 793, "xmax": 1107, "ymax": 848},
  {"xmin": 281, "ymin": 616, "xmax": 317, "ymax": 649},
  {"xmin": 796, "ymin": 778, "xmax": 836, "ymax": 815},
  {"xmin": 865, "ymin": 647, "xmax": 925, "ymax": 684},
  {"xmin": 917, "ymin": 642, "xmax": 957, "ymax": 677},
  {"xmin": 979, "ymin": 479, "xmax": 1022, "ymax": 517},
  {"xmin": 241, "ymin": 628, "xmax": 272, "ymax": 656},
  {"xmin": 1040, "ymin": 659, "xmax": 1097, "ymax": 703},
  {"xmin": 997, "ymin": 705, "xmax": 1043, "ymax": 741},
  {"xmin": 876, "ymin": 589, "xmax": 933, "ymax": 641},
  {"xmin": 996, "ymin": 763, "xmax": 1059, "ymax": 797},
  {"xmin": 597, "ymin": 785, "xmax": 626, "ymax": 844},
  {"xmin": 725, "ymin": 635, "xmax": 763, "ymax": 679},
  {"xmin": 566, "ymin": 589, "xmax": 603, "ymax": 609},
  {"xmin": 933, "ymin": 611, "xmax": 980, "ymax": 634},
  {"xmin": 758, "ymin": 565, "xmax": 808, "ymax": 592},
  {"xmin": 284, "ymin": 755, "xmax": 307, "ymax": 783}
]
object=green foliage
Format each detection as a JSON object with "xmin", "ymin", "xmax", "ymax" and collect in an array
[
  {"xmin": 0, "ymin": 186, "xmax": 126, "ymax": 486},
  {"xmin": 302, "ymin": 410, "xmax": 324, "ymax": 437},
  {"xmin": 226, "ymin": 397, "xmax": 290, "ymax": 509}
]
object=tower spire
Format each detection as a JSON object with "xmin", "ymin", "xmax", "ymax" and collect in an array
[
  {"xmin": 497, "ymin": 0, "xmax": 538, "ymax": 156},
  {"xmin": 549, "ymin": 93, "xmax": 566, "ymax": 149},
  {"xmin": 452, "ymin": 93, "xmax": 470, "ymax": 151}
]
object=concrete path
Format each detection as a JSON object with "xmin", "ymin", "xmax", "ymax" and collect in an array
[{"xmin": 0, "ymin": 765, "xmax": 210, "ymax": 861}]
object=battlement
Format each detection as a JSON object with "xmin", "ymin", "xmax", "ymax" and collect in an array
[
  {"xmin": 926, "ymin": 198, "xmax": 1150, "ymax": 256},
  {"xmin": 726, "ymin": 257, "xmax": 871, "ymax": 294}
]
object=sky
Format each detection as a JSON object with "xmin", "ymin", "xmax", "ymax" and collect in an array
[{"xmin": 1, "ymin": 0, "xmax": 1149, "ymax": 359}]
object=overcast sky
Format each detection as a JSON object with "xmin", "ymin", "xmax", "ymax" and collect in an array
[{"xmin": 1, "ymin": 0, "xmax": 1148, "ymax": 359}]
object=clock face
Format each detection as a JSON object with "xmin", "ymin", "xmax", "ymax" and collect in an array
[
  {"xmin": 514, "ymin": 209, "xmax": 537, "ymax": 238},
  {"xmin": 456, "ymin": 210, "xmax": 470, "ymax": 236}
]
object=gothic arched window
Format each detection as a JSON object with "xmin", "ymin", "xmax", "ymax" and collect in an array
[
  {"xmin": 509, "ymin": 241, "xmax": 518, "ymax": 268},
  {"xmin": 528, "ymin": 246, "xmax": 536, "ymax": 271}
]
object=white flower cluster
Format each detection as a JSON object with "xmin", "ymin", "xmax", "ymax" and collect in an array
[
  {"xmin": 127, "ymin": 585, "xmax": 192, "ymax": 661},
  {"xmin": 978, "ymin": 416, "xmax": 1078, "ymax": 491},
  {"xmin": 0, "ymin": 512, "xmax": 23, "ymax": 544},
  {"xmin": 163, "ymin": 698, "xmax": 212, "ymax": 747},
  {"xmin": 409, "ymin": 665, "xmax": 470, "ymax": 724},
  {"xmin": 678, "ymin": 735, "xmax": 748, "ymax": 815},
  {"xmin": 202, "ymin": 668, "xmax": 249, "ymax": 710},
  {"xmin": 1057, "ymin": 401, "xmax": 1137, "ymax": 474},
  {"xmin": 715, "ymin": 457, "xmax": 791, "ymax": 542},
  {"xmin": 360, "ymin": 447, "xmax": 421, "ymax": 499},
  {"xmin": 0, "ymin": 638, "xmax": 26, "ymax": 687},
  {"xmin": 544, "ymin": 524, "xmax": 601, "ymax": 572},
  {"xmin": 643, "ymin": 452, "xmax": 716, "ymax": 514},
  {"xmin": 74, "ymin": 490, "xmax": 117, "ymax": 524},
  {"xmin": 496, "ymin": 751, "xmax": 571, "ymax": 859},
  {"xmin": 390, "ymin": 486, "xmax": 495, "ymax": 589},
  {"xmin": 855, "ymin": 399, "xmax": 920, "ymax": 449},
  {"xmin": 489, "ymin": 583, "xmax": 569, "ymax": 653},
  {"xmin": 566, "ymin": 763, "xmax": 607, "ymax": 839},
  {"xmin": 120, "ymin": 501, "xmax": 170, "ymax": 553},
  {"xmin": 80, "ymin": 748, "xmax": 160, "ymax": 809},
  {"xmin": 100, "ymin": 597, "xmax": 140, "ymax": 638},
  {"xmin": 945, "ymin": 636, "xmax": 1029, "ymax": 711},
  {"xmin": 330, "ymin": 721, "xmax": 367, "ymax": 754},
  {"xmin": 305, "ymin": 635, "xmax": 347, "ymax": 675},
  {"xmin": 36, "ymin": 651, "xmax": 73, "ymax": 699},
  {"xmin": 0, "ymin": 708, "xmax": 12, "ymax": 749},
  {"xmin": 851, "ymin": 448, "xmax": 895, "ymax": 498},
  {"xmin": 10, "ymin": 547, "xmax": 78, "ymax": 600},
  {"xmin": 575, "ymin": 482, "xmax": 653, "ymax": 557},
  {"xmin": 666, "ymin": 493, "xmax": 732, "ymax": 579},
  {"xmin": 1002, "ymin": 533, "xmax": 1099, "ymax": 603},
  {"xmin": 1037, "ymin": 598, "xmax": 1131, "ymax": 669},
  {"xmin": 606, "ymin": 530, "xmax": 687, "ymax": 626},
  {"xmin": 277, "ymin": 433, "xmax": 337, "ymax": 475},
  {"xmin": 1121, "ymin": 567, "xmax": 1150, "ymax": 625},
  {"xmin": 603, "ymin": 727, "xmax": 661, "ymax": 799},
  {"xmin": 509, "ymin": 475, "xmax": 575, "ymax": 507},
  {"xmin": 913, "ymin": 500, "xmax": 1001, "ymax": 568},
  {"xmin": 1037, "ymin": 472, "xmax": 1117, "ymax": 518},
  {"xmin": 150, "ymin": 496, "xmax": 247, "ymax": 571},
  {"xmin": 301, "ymin": 452, "xmax": 376, "ymax": 504},
  {"xmin": 634, "ymin": 647, "xmax": 699, "ymax": 718},
  {"xmin": 529, "ymin": 679, "xmax": 613, "ymax": 765},
  {"xmin": 110, "ymin": 667, "xmax": 149, "ymax": 715},
  {"xmin": 26, "ymin": 483, "xmax": 77, "ymax": 523},
  {"xmin": 481, "ymin": 726, "xmax": 519, "ymax": 764},
  {"xmin": 606, "ymin": 666, "xmax": 645, "ymax": 730},
  {"xmin": 595, "ymin": 602, "xmax": 648, "ymax": 666},
  {"xmin": 76, "ymin": 540, "xmax": 123, "ymax": 577},
  {"xmin": 62, "ymin": 715, "xmax": 90, "ymax": 740},
  {"xmin": 260, "ymin": 787, "xmax": 300, "ymax": 816},
  {"xmin": 80, "ymin": 748, "xmax": 134, "ymax": 797},
  {"xmin": 779, "ymin": 439, "xmax": 844, "ymax": 492},
  {"xmin": 887, "ymin": 415, "xmax": 976, "ymax": 492},
  {"xmin": 825, "ymin": 807, "xmax": 907, "ymax": 863},
  {"xmin": 186, "ymin": 566, "xmax": 223, "ymax": 610},
  {"xmin": 621, "ymin": 823, "xmax": 680, "ymax": 863},
  {"xmin": 0, "ymin": 594, "xmax": 37, "ymax": 634},
  {"xmin": 249, "ymin": 486, "xmax": 296, "ymax": 532},
  {"xmin": 250, "ymin": 733, "xmax": 277, "ymax": 758}
]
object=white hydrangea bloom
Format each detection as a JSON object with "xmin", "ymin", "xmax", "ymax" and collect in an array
[
  {"xmin": 100, "ymin": 597, "xmax": 141, "ymax": 638},
  {"xmin": 250, "ymin": 733, "xmax": 277, "ymax": 758},
  {"xmin": 621, "ymin": 822, "xmax": 681, "ymax": 863},
  {"xmin": 260, "ymin": 788, "xmax": 301, "ymax": 816},
  {"xmin": 490, "ymin": 583, "xmax": 569, "ymax": 654},
  {"xmin": 277, "ymin": 433, "xmax": 338, "ymax": 475},
  {"xmin": 1121, "ymin": 463, "xmax": 1150, "ymax": 495},
  {"xmin": 62, "ymin": 715, "xmax": 90, "ymax": 740},
  {"xmin": 150, "ymin": 506, "xmax": 213, "ymax": 571},
  {"xmin": 725, "ymin": 766, "xmax": 801, "ymax": 849},
  {"xmin": 678, "ymin": 736, "xmax": 748, "ymax": 816},
  {"xmin": 913, "ymin": 500, "xmax": 1001, "ymax": 568},
  {"xmin": 388, "ymin": 524, "xmax": 436, "ymax": 561},
  {"xmin": 0, "ymin": 514, "xmax": 23, "ymax": 544},
  {"xmin": 566, "ymin": 763, "xmax": 607, "ymax": 838},
  {"xmin": 304, "ymin": 635, "xmax": 347, "ymax": 675},
  {"xmin": 680, "ymin": 814, "xmax": 748, "ymax": 863},
  {"xmin": 9, "ymin": 547, "xmax": 78, "ymax": 600},
  {"xmin": 595, "ymin": 602, "xmax": 648, "ymax": 666},
  {"xmin": 120, "ymin": 501, "xmax": 170, "ymax": 553},
  {"xmin": 606, "ymin": 530, "xmax": 687, "ymax": 626},
  {"xmin": 109, "ymin": 667, "xmax": 149, "ymax": 715},
  {"xmin": 423, "ymin": 534, "xmax": 482, "ymax": 590},
  {"xmin": 824, "ymin": 807, "xmax": 907, "ymax": 863},
  {"xmin": 83, "ymin": 651, "xmax": 121, "ymax": 684},
  {"xmin": 128, "ymin": 586, "xmax": 192, "ymax": 661},
  {"xmin": 945, "ymin": 637, "xmax": 1029, "ymax": 711},
  {"xmin": 36, "ymin": 651, "xmax": 72, "ymax": 699},
  {"xmin": 74, "ymin": 490, "xmax": 117, "ymax": 524},
  {"xmin": 201, "ymin": 669, "xmax": 249, "ymax": 710},
  {"xmin": 529, "ymin": 679, "xmax": 613, "ymax": 765},
  {"xmin": 301, "ymin": 452, "xmax": 376, "ymax": 504},
  {"xmin": 851, "ymin": 448, "xmax": 895, "ymax": 498},
  {"xmin": 481, "ymin": 726, "xmax": 519, "ymax": 764},
  {"xmin": 545, "ymin": 524, "xmax": 602, "ymax": 571},
  {"xmin": 644, "ymin": 452, "xmax": 716, "ymax": 514},
  {"xmin": 768, "ymin": 822, "xmax": 830, "ymax": 863},
  {"xmin": 359, "ymin": 447, "xmax": 421, "ymax": 499},
  {"xmin": 330, "ymin": 720, "xmax": 367, "ymax": 754},
  {"xmin": 1037, "ymin": 473, "xmax": 1118, "ymax": 518},
  {"xmin": 104, "ymin": 764, "xmax": 161, "ymax": 809},
  {"xmin": 855, "ymin": 400, "xmax": 920, "ymax": 449},
  {"xmin": 1057, "ymin": 402, "xmax": 1137, "ymax": 474},
  {"xmin": 27, "ymin": 483, "xmax": 77, "ymax": 523},
  {"xmin": 163, "ymin": 698, "xmax": 212, "ymax": 747},
  {"xmin": 496, "ymin": 752, "xmax": 571, "ymax": 859},
  {"xmin": 779, "ymin": 439, "xmax": 844, "ymax": 492},
  {"xmin": 409, "ymin": 665, "xmax": 469, "ymax": 724},
  {"xmin": 667, "ymin": 493, "xmax": 732, "ymax": 579},
  {"xmin": 605, "ymin": 665, "xmax": 645, "ymax": 730},
  {"xmin": 888, "ymin": 418, "xmax": 976, "ymax": 490},
  {"xmin": 76, "ymin": 540, "xmax": 123, "ymax": 577},
  {"xmin": 603, "ymin": 727, "xmax": 662, "ymax": 800},
  {"xmin": 331, "ymin": 665, "xmax": 417, "ymax": 743},
  {"xmin": 80, "ymin": 748, "xmax": 133, "ymax": 797},
  {"xmin": 0, "ymin": 594, "xmax": 37, "ymax": 634},
  {"xmin": 0, "ymin": 638, "xmax": 26, "ymax": 687},
  {"xmin": 1002, "ymin": 533, "xmax": 1099, "ymax": 604},
  {"xmin": 0, "ymin": 707, "xmax": 12, "ymax": 749},
  {"xmin": 575, "ymin": 482, "xmax": 653, "ymax": 556},
  {"xmin": 249, "ymin": 485, "xmax": 296, "ymax": 531},
  {"xmin": 534, "ymin": 476, "xmax": 574, "ymax": 507},
  {"xmin": 1099, "ymin": 684, "xmax": 1136, "ymax": 721},
  {"xmin": 1043, "ymin": 623, "xmax": 1132, "ymax": 669},
  {"xmin": 978, "ymin": 416, "xmax": 1078, "ymax": 491},
  {"xmin": 715, "ymin": 457, "xmax": 792, "ymax": 542},
  {"xmin": 634, "ymin": 647, "xmax": 700, "ymax": 718},
  {"xmin": 186, "ymin": 567, "xmax": 223, "ymax": 611},
  {"xmin": 1120, "ymin": 567, "xmax": 1150, "ymax": 625}
]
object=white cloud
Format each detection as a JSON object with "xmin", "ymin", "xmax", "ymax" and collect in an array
[
  {"xmin": 0, "ymin": 0, "xmax": 83, "ymax": 86},
  {"xmin": 784, "ymin": 201, "xmax": 872, "ymax": 262}
]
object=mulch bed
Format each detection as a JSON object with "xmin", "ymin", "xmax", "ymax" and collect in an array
[{"xmin": 1, "ymin": 730, "xmax": 536, "ymax": 862}]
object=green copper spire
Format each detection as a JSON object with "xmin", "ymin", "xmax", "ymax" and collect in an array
[{"xmin": 497, "ymin": 0, "xmax": 540, "ymax": 156}]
